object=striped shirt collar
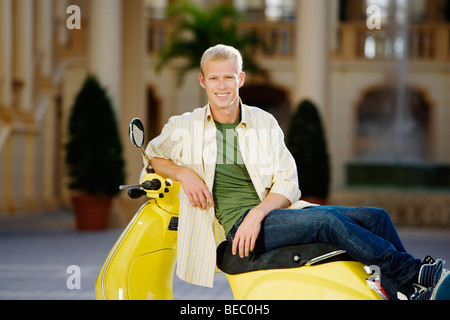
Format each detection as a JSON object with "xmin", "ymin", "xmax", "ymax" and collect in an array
[{"xmin": 205, "ymin": 98, "xmax": 250, "ymax": 128}]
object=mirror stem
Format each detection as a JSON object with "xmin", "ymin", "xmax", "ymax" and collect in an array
[{"xmin": 140, "ymin": 148, "xmax": 152, "ymax": 167}]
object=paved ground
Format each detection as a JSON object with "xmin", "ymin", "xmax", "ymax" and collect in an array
[{"xmin": 1, "ymin": 210, "xmax": 449, "ymax": 300}]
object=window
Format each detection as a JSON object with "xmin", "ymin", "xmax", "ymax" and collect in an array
[
  {"xmin": 234, "ymin": 0, "xmax": 296, "ymax": 21},
  {"xmin": 364, "ymin": 35, "xmax": 376, "ymax": 59},
  {"xmin": 265, "ymin": 0, "xmax": 295, "ymax": 21},
  {"xmin": 366, "ymin": 0, "xmax": 390, "ymax": 24},
  {"xmin": 145, "ymin": 0, "xmax": 168, "ymax": 19},
  {"xmin": 365, "ymin": 0, "xmax": 426, "ymax": 24},
  {"xmin": 363, "ymin": 0, "xmax": 426, "ymax": 59}
]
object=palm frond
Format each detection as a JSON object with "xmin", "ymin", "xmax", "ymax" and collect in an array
[{"xmin": 156, "ymin": 0, "xmax": 268, "ymax": 85}]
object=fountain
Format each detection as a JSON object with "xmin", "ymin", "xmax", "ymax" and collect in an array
[{"xmin": 347, "ymin": 0, "xmax": 450, "ymax": 190}]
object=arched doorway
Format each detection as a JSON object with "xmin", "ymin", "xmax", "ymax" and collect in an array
[
  {"xmin": 146, "ymin": 86, "xmax": 161, "ymax": 142},
  {"xmin": 346, "ymin": 86, "xmax": 446, "ymax": 188},
  {"xmin": 354, "ymin": 86, "xmax": 430, "ymax": 162}
]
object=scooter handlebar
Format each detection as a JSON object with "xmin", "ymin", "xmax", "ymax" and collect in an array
[
  {"xmin": 142, "ymin": 179, "xmax": 162, "ymax": 190},
  {"xmin": 119, "ymin": 179, "xmax": 162, "ymax": 191}
]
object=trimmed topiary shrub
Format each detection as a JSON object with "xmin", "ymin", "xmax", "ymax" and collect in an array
[{"xmin": 287, "ymin": 100, "xmax": 330, "ymax": 201}]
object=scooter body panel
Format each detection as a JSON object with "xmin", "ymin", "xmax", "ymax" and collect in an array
[
  {"xmin": 226, "ymin": 261, "xmax": 384, "ymax": 300},
  {"xmin": 95, "ymin": 184, "xmax": 180, "ymax": 300},
  {"xmin": 128, "ymin": 249, "xmax": 177, "ymax": 300}
]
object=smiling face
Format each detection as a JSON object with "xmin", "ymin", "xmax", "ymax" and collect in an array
[{"xmin": 199, "ymin": 57, "xmax": 245, "ymax": 123}]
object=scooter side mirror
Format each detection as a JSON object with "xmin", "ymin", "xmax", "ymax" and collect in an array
[
  {"xmin": 129, "ymin": 118, "xmax": 145, "ymax": 148},
  {"xmin": 128, "ymin": 118, "xmax": 152, "ymax": 168}
]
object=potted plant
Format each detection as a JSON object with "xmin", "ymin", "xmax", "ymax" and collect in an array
[
  {"xmin": 65, "ymin": 75, "xmax": 125, "ymax": 230},
  {"xmin": 286, "ymin": 100, "xmax": 330, "ymax": 204}
]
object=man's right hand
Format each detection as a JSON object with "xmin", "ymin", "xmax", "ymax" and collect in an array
[
  {"xmin": 150, "ymin": 157, "xmax": 214, "ymax": 210},
  {"xmin": 176, "ymin": 167, "xmax": 214, "ymax": 210}
]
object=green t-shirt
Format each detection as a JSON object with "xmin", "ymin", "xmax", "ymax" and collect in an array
[{"xmin": 213, "ymin": 119, "xmax": 261, "ymax": 236}]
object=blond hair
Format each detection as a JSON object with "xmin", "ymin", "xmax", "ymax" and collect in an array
[{"xmin": 200, "ymin": 44, "xmax": 243, "ymax": 75}]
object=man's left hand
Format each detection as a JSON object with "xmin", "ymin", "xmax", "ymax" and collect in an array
[{"xmin": 232, "ymin": 209, "xmax": 263, "ymax": 258}]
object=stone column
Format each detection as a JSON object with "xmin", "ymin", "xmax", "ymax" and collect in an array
[
  {"xmin": 13, "ymin": 0, "xmax": 34, "ymax": 112},
  {"xmin": 120, "ymin": 0, "xmax": 147, "ymax": 218},
  {"xmin": 54, "ymin": 0, "xmax": 68, "ymax": 47},
  {"xmin": 0, "ymin": 0, "xmax": 13, "ymax": 112},
  {"xmin": 294, "ymin": 0, "xmax": 329, "ymax": 119},
  {"xmin": 34, "ymin": 0, "xmax": 53, "ymax": 79},
  {"xmin": 0, "ymin": 0, "xmax": 13, "ymax": 213},
  {"xmin": 88, "ymin": 0, "xmax": 122, "ymax": 113}
]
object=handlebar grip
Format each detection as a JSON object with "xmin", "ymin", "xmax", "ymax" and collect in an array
[
  {"xmin": 127, "ymin": 188, "xmax": 147, "ymax": 199},
  {"xmin": 142, "ymin": 179, "xmax": 162, "ymax": 191}
]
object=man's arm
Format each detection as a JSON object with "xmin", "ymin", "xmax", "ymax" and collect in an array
[
  {"xmin": 232, "ymin": 114, "xmax": 298, "ymax": 258},
  {"xmin": 232, "ymin": 192, "xmax": 290, "ymax": 258},
  {"xmin": 150, "ymin": 157, "xmax": 214, "ymax": 209}
]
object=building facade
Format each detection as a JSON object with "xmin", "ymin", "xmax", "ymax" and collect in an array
[{"xmin": 1, "ymin": 0, "xmax": 449, "ymax": 226}]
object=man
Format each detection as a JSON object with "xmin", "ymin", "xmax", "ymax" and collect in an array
[{"xmin": 145, "ymin": 44, "xmax": 449, "ymax": 300}]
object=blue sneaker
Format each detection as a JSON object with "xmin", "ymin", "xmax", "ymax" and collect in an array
[
  {"xmin": 418, "ymin": 259, "xmax": 444, "ymax": 288},
  {"xmin": 410, "ymin": 284, "xmax": 433, "ymax": 300},
  {"xmin": 411, "ymin": 259, "xmax": 449, "ymax": 300},
  {"xmin": 432, "ymin": 270, "xmax": 450, "ymax": 300}
]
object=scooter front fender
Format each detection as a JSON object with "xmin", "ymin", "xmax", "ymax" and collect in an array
[{"xmin": 95, "ymin": 200, "xmax": 178, "ymax": 300}]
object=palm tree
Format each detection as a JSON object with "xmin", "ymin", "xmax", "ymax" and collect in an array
[{"xmin": 156, "ymin": 0, "xmax": 267, "ymax": 85}]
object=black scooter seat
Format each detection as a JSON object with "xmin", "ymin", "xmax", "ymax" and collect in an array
[{"xmin": 216, "ymin": 241, "xmax": 353, "ymax": 275}]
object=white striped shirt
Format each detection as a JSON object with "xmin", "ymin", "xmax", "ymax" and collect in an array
[{"xmin": 145, "ymin": 103, "xmax": 311, "ymax": 287}]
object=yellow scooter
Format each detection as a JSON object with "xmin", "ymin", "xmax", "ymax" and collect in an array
[{"xmin": 95, "ymin": 118, "xmax": 387, "ymax": 300}]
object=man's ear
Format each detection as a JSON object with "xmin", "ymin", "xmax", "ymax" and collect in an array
[
  {"xmin": 199, "ymin": 73, "xmax": 206, "ymax": 88},
  {"xmin": 239, "ymin": 72, "xmax": 246, "ymax": 88}
]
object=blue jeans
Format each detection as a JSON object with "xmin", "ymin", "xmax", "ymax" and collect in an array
[{"xmin": 228, "ymin": 206, "xmax": 422, "ymax": 299}]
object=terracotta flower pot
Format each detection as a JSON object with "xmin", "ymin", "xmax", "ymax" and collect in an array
[{"xmin": 71, "ymin": 194, "xmax": 113, "ymax": 230}]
